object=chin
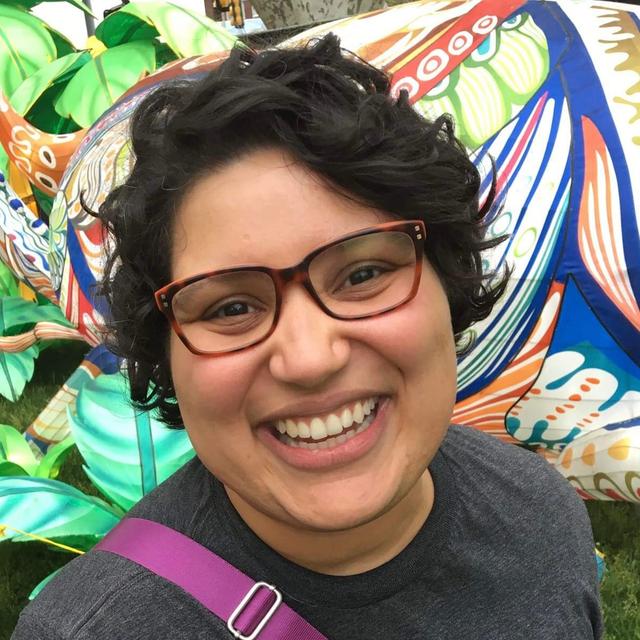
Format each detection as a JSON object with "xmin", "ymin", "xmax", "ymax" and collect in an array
[{"xmin": 283, "ymin": 484, "xmax": 404, "ymax": 533}]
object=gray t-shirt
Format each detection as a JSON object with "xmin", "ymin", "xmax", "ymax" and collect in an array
[{"xmin": 12, "ymin": 425, "xmax": 603, "ymax": 639}]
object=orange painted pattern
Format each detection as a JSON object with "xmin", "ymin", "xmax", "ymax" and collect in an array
[
  {"xmin": 453, "ymin": 281, "xmax": 565, "ymax": 441},
  {"xmin": 0, "ymin": 92, "xmax": 85, "ymax": 196},
  {"xmin": 578, "ymin": 116, "xmax": 640, "ymax": 331}
]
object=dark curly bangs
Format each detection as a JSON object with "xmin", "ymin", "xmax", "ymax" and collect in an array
[{"xmin": 97, "ymin": 33, "xmax": 509, "ymax": 428}]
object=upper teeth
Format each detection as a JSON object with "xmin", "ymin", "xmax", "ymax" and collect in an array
[{"xmin": 275, "ymin": 397, "xmax": 378, "ymax": 441}]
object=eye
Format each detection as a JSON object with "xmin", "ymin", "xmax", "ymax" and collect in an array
[
  {"xmin": 331, "ymin": 262, "xmax": 396, "ymax": 296},
  {"xmin": 212, "ymin": 301, "xmax": 254, "ymax": 318},
  {"xmin": 201, "ymin": 298, "xmax": 263, "ymax": 324},
  {"xmin": 343, "ymin": 265, "xmax": 385, "ymax": 287}
]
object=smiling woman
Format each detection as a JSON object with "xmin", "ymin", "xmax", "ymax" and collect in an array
[{"xmin": 12, "ymin": 34, "xmax": 603, "ymax": 640}]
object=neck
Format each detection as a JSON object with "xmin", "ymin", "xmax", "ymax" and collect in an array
[{"xmin": 225, "ymin": 471, "xmax": 435, "ymax": 576}]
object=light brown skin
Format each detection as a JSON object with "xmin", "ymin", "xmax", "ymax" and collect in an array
[{"xmin": 169, "ymin": 148, "xmax": 458, "ymax": 576}]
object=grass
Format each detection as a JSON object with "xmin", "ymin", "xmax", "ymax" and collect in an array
[
  {"xmin": 587, "ymin": 501, "xmax": 640, "ymax": 639},
  {"xmin": 0, "ymin": 344, "xmax": 639, "ymax": 639}
]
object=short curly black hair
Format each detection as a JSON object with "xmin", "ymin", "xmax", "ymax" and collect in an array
[{"xmin": 97, "ymin": 33, "xmax": 509, "ymax": 428}]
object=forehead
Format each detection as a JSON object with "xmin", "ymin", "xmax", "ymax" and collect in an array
[{"xmin": 170, "ymin": 148, "xmax": 390, "ymax": 280}]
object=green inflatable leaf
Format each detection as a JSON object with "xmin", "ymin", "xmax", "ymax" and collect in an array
[
  {"xmin": 0, "ymin": 476, "xmax": 122, "ymax": 542},
  {"xmin": 95, "ymin": 7, "xmax": 158, "ymax": 46},
  {"xmin": 0, "ymin": 296, "xmax": 74, "ymax": 402},
  {"xmin": 0, "ymin": 312, "xmax": 40, "ymax": 402},
  {"xmin": 0, "ymin": 262, "xmax": 19, "ymax": 298},
  {"xmin": 0, "ymin": 4, "xmax": 57, "ymax": 96},
  {"xmin": 0, "ymin": 424, "xmax": 38, "ymax": 475},
  {"xmin": 96, "ymin": 0, "xmax": 236, "ymax": 57},
  {"xmin": 69, "ymin": 372, "xmax": 194, "ymax": 511},
  {"xmin": 31, "ymin": 184, "xmax": 55, "ymax": 216},
  {"xmin": 55, "ymin": 40, "xmax": 157, "ymax": 128},
  {"xmin": 153, "ymin": 41, "xmax": 179, "ymax": 70},
  {"xmin": 10, "ymin": 51, "xmax": 89, "ymax": 116},
  {"xmin": 35, "ymin": 435, "xmax": 75, "ymax": 479},
  {"xmin": 0, "ymin": 295, "xmax": 73, "ymax": 333},
  {"xmin": 0, "ymin": 460, "xmax": 29, "ymax": 475},
  {"xmin": 0, "ymin": 343, "xmax": 37, "ymax": 402},
  {"xmin": 46, "ymin": 25, "xmax": 75, "ymax": 58}
]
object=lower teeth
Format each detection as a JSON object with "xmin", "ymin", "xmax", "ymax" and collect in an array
[{"xmin": 278, "ymin": 405, "xmax": 378, "ymax": 450}]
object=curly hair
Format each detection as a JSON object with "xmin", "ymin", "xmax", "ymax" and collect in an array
[{"xmin": 97, "ymin": 33, "xmax": 509, "ymax": 427}]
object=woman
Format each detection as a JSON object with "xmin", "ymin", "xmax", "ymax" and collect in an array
[{"xmin": 13, "ymin": 35, "xmax": 602, "ymax": 639}]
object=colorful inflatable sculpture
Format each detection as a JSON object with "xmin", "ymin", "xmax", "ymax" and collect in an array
[{"xmin": 1, "ymin": 0, "xmax": 639, "ymax": 587}]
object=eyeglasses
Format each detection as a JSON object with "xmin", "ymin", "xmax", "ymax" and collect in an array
[{"xmin": 155, "ymin": 219, "xmax": 426, "ymax": 356}]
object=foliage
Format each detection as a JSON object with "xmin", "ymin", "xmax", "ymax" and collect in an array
[
  {"xmin": 3, "ymin": 0, "xmax": 237, "ymax": 133},
  {"xmin": 0, "ymin": 475, "xmax": 123, "ymax": 544},
  {"xmin": 0, "ymin": 424, "xmax": 74, "ymax": 476},
  {"xmin": 69, "ymin": 372, "xmax": 194, "ymax": 511},
  {"xmin": 0, "ymin": 357, "xmax": 194, "ymax": 609},
  {"xmin": 587, "ymin": 502, "xmax": 640, "ymax": 639},
  {"xmin": 54, "ymin": 40, "xmax": 159, "ymax": 128},
  {"xmin": 9, "ymin": 51, "xmax": 90, "ymax": 133},
  {"xmin": 95, "ymin": 1, "xmax": 237, "ymax": 57},
  {"xmin": 0, "ymin": 0, "xmax": 93, "ymax": 14},
  {"xmin": 0, "ymin": 4, "xmax": 74, "ymax": 97},
  {"xmin": 0, "ymin": 296, "xmax": 75, "ymax": 402}
]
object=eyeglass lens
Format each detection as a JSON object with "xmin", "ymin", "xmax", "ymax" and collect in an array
[{"xmin": 171, "ymin": 230, "xmax": 417, "ymax": 353}]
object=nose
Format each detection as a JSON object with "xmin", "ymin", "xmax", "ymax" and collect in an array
[{"xmin": 267, "ymin": 283, "xmax": 350, "ymax": 388}]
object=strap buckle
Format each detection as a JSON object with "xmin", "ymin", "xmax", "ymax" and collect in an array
[{"xmin": 227, "ymin": 581, "xmax": 282, "ymax": 640}]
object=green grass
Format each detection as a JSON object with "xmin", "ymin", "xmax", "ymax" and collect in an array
[
  {"xmin": 0, "ymin": 344, "xmax": 639, "ymax": 638},
  {"xmin": 587, "ymin": 501, "xmax": 640, "ymax": 639}
]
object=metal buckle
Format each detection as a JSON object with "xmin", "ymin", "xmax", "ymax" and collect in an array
[{"xmin": 227, "ymin": 581, "xmax": 282, "ymax": 640}]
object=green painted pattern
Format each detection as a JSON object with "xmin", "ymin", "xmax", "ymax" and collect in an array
[
  {"xmin": 457, "ymin": 183, "xmax": 571, "ymax": 388},
  {"xmin": 415, "ymin": 14, "xmax": 549, "ymax": 150}
]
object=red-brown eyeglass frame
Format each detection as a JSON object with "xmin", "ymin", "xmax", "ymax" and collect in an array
[{"xmin": 154, "ymin": 219, "xmax": 427, "ymax": 356}]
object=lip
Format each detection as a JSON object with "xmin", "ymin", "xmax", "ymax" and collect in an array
[
  {"xmin": 255, "ymin": 390, "xmax": 386, "ymax": 426},
  {"xmin": 257, "ymin": 396, "xmax": 390, "ymax": 471}
]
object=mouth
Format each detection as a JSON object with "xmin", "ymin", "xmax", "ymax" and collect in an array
[{"xmin": 268, "ymin": 396, "xmax": 382, "ymax": 451}]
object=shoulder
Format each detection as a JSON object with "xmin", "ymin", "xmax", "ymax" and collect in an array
[
  {"xmin": 13, "ymin": 549, "xmax": 226, "ymax": 639},
  {"xmin": 439, "ymin": 424, "xmax": 598, "ymax": 580},
  {"xmin": 12, "ymin": 457, "xmax": 220, "ymax": 640},
  {"xmin": 442, "ymin": 424, "xmax": 582, "ymax": 507},
  {"xmin": 13, "ymin": 549, "xmax": 155, "ymax": 639}
]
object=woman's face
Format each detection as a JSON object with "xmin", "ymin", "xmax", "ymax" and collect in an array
[{"xmin": 170, "ymin": 148, "xmax": 457, "ymax": 532}]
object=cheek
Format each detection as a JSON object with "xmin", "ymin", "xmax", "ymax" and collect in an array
[
  {"xmin": 358, "ymin": 287, "xmax": 457, "ymax": 384},
  {"xmin": 169, "ymin": 335, "xmax": 256, "ymax": 427}
]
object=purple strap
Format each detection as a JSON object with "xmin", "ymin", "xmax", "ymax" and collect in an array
[{"xmin": 95, "ymin": 517, "xmax": 328, "ymax": 640}]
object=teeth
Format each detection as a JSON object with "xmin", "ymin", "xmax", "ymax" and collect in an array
[
  {"xmin": 310, "ymin": 417, "xmax": 326, "ymax": 441},
  {"xmin": 353, "ymin": 402, "xmax": 364, "ymax": 423},
  {"xmin": 274, "ymin": 397, "xmax": 380, "ymax": 449},
  {"xmin": 285, "ymin": 419, "xmax": 298, "ymax": 438},
  {"xmin": 297, "ymin": 421, "xmax": 311, "ymax": 438},
  {"xmin": 326, "ymin": 414, "xmax": 342, "ymax": 436}
]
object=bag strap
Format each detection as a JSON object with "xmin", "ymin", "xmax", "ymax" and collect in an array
[{"xmin": 95, "ymin": 517, "xmax": 328, "ymax": 640}]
